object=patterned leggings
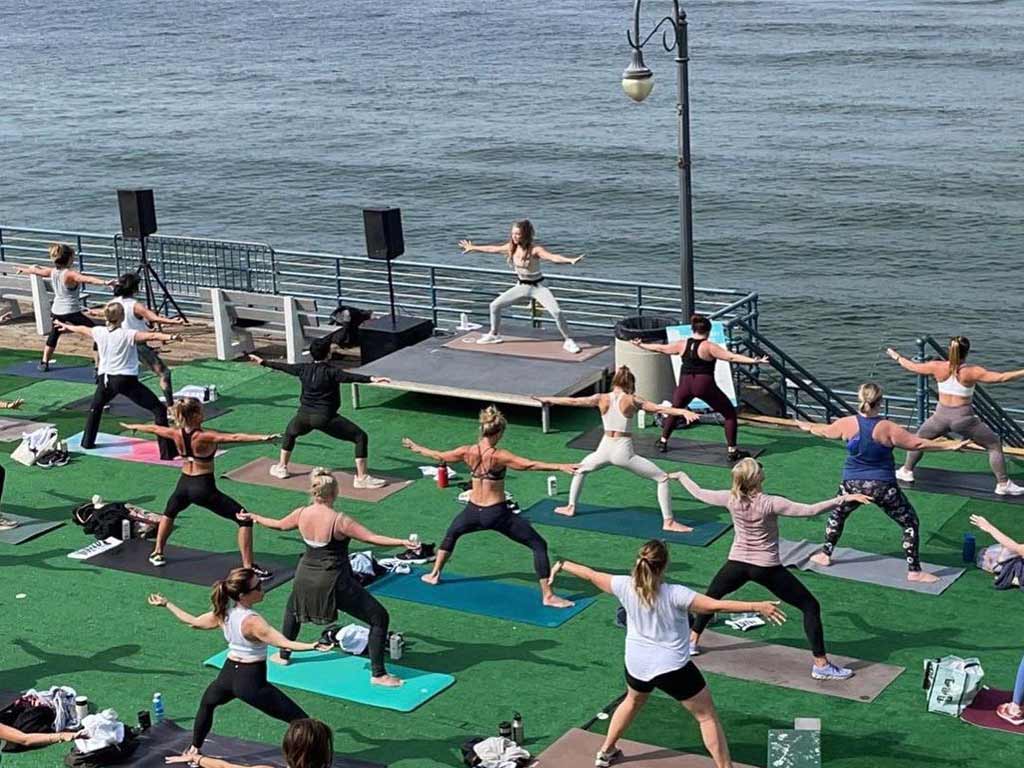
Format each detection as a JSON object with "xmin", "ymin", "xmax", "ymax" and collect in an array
[{"xmin": 822, "ymin": 479, "xmax": 921, "ymax": 572}]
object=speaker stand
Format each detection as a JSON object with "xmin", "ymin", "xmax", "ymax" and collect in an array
[
  {"xmin": 385, "ymin": 257, "xmax": 397, "ymax": 326},
  {"xmin": 136, "ymin": 236, "xmax": 188, "ymax": 322}
]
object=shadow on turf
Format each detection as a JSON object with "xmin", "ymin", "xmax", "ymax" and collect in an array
[
  {"xmin": 408, "ymin": 632, "xmax": 589, "ymax": 674},
  {"xmin": 0, "ymin": 547, "xmax": 100, "ymax": 574}
]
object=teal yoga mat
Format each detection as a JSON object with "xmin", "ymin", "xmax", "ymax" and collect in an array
[
  {"xmin": 523, "ymin": 498, "xmax": 732, "ymax": 547},
  {"xmin": 368, "ymin": 569, "xmax": 595, "ymax": 628},
  {"xmin": 203, "ymin": 650, "xmax": 454, "ymax": 713}
]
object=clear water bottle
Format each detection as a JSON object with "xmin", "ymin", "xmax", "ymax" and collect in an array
[
  {"xmin": 152, "ymin": 693, "xmax": 165, "ymax": 723},
  {"xmin": 121, "ymin": 518, "xmax": 132, "ymax": 541}
]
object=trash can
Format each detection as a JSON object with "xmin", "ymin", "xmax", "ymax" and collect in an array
[{"xmin": 614, "ymin": 316, "xmax": 677, "ymax": 406}]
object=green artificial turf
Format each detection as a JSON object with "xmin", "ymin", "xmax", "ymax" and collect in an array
[{"xmin": 0, "ymin": 360, "xmax": 1022, "ymax": 767}]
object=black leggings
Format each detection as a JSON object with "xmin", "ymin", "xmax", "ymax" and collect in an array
[
  {"xmin": 46, "ymin": 311, "xmax": 95, "ymax": 350},
  {"xmin": 661, "ymin": 373, "xmax": 738, "ymax": 445},
  {"xmin": 192, "ymin": 659, "xmax": 306, "ymax": 749},
  {"xmin": 280, "ymin": 578, "xmax": 390, "ymax": 676},
  {"xmin": 282, "ymin": 409, "xmax": 367, "ymax": 457},
  {"xmin": 82, "ymin": 374, "xmax": 176, "ymax": 459},
  {"xmin": 691, "ymin": 559, "xmax": 826, "ymax": 657},
  {"xmin": 163, "ymin": 473, "xmax": 251, "ymax": 527},
  {"xmin": 441, "ymin": 501, "xmax": 551, "ymax": 579}
]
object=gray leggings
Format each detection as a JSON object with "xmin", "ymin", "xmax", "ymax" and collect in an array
[
  {"xmin": 903, "ymin": 403, "xmax": 1007, "ymax": 482},
  {"xmin": 489, "ymin": 280, "xmax": 572, "ymax": 339}
]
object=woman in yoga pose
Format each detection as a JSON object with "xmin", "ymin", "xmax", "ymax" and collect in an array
[
  {"xmin": 534, "ymin": 365, "xmax": 700, "ymax": 532},
  {"xmin": 148, "ymin": 568, "xmax": 330, "ymax": 756},
  {"xmin": 164, "ymin": 718, "xmax": 334, "ymax": 768},
  {"xmin": 239, "ymin": 468, "xmax": 416, "ymax": 687},
  {"xmin": 16, "ymin": 243, "xmax": 113, "ymax": 371},
  {"xmin": 249, "ymin": 338, "xmax": 391, "ymax": 488},
  {"xmin": 549, "ymin": 540, "xmax": 785, "ymax": 768},
  {"xmin": 796, "ymin": 382, "xmax": 967, "ymax": 584},
  {"xmin": 887, "ymin": 337, "xmax": 1024, "ymax": 495},
  {"xmin": 122, "ymin": 397, "xmax": 278, "ymax": 577},
  {"xmin": 459, "ymin": 219, "xmax": 584, "ymax": 354},
  {"xmin": 402, "ymin": 405, "xmax": 578, "ymax": 607},
  {"xmin": 55, "ymin": 303, "xmax": 181, "ymax": 458},
  {"xmin": 673, "ymin": 460, "xmax": 872, "ymax": 679},
  {"xmin": 630, "ymin": 314, "xmax": 769, "ymax": 462}
]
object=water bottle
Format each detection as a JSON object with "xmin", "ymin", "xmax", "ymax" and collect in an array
[
  {"xmin": 152, "ymin": 693, "xmax": 164, "ymax": 723},
  {"xmin": 92, "ymin": 494, "xmax": 104, "ymax": 509},
  {"xmin": 546, "ymin": 476, "xmax": 557, "ymax": 496},
  {"xmin": 388, "ymin": 632, "xmax": 404, "ymax": 660},
  {"xmin": 436, "ymin": 462, "xmax": 449, "ymax": 489},
  {"xmin": 962, "ymin": 533, "xmax": 976, "ymax": 563},
  {"xmin": 498, "ymin": 721, "xmax": 512, "ymax": 740},
  {"xmin": 121, "ymin": 518, "xmax": 131, "ymax": 541},
  {"xmin": 511, "ymin": 712, "xmax": 524, "ymax": 745}
]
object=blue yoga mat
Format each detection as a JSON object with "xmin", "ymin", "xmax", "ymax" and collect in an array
[
  {"xmin": 0, "ymin": 359, "xmax": 98, "ymax": 384},
  {"xmin": 368, "ymin": 569, "xmax": 595, "ymax": 628},
  {"xmin": 523, "ymin": 499, "xmax": 732, "ymax": 547},
  {"xmin": 203, "ymin": 650, "xmax": 454, "ymax": 713}
]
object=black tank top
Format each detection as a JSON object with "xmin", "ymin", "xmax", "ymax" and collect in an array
[
  {"xmin": 679, "ymin": 338, "xmax": 716, "ymax": 375},
  {"xmin": 181, "ymin": 429, "xmax": 217, "ymax": 461}
]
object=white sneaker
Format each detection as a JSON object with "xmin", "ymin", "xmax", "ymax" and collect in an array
[
  {"xmin": 476, "ymin": 332, "xmax": 503, "ymax": 344},
  {"xmin": 562, "ymin": 338, "xmax": 581, "ymax": 354},
  {"xmin": 269, "ymin": 463, "xmax": 290, "ymax": 480},
  {"xmin": 0, "ymin": 516, "xmax": 20, "ymax": 531},
  {"xmin": 895, "ymin": 467, "xmax": 915, "ymax": 483},
  {"xmin": 353, "ymin": 475, "xmax": 387, "ymax": 490},
  {"xmin": 995, "ymin": 480, "xmax": 1024, "ymax": 496}
]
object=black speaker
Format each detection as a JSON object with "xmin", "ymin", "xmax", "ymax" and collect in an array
[
  {"xmin": 363, "ymin": 207, "xmax": 404, "ymax": 261},
  {"xmin": 117, "ymin": 189, "xmax": 158, "ymax": 239}
]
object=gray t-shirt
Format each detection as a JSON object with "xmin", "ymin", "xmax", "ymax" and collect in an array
[{"xmin": 611, "ymin": 575, "xmax": 697, "ymax": 681}]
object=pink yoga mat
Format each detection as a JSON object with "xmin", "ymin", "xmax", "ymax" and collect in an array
[
  {"xmin": 961, "ymin": 687, "xmax": 1024, "ymax": 735},
  {"xmin": 535, "ymin": 728, "xmax": 758, "ymax": 767}
]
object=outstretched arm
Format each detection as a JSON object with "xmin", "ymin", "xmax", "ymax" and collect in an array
[
  {"xmin": 15, "ymin": 264, "xmax": 53, "ymax": 278},
  {"xmin": 967, "ymin": 365, "xmax": 1024, "ymax": 385},
  {"xmin": 629, "ymin": 339, "xmax": 684, "ymax": 355},
  {"xmin": 533, "ymin": 394, "xmax": 601, "ymax": 408},
  {"xmin": 970, "ymin": 515, "xmax": 1024, "ymax": 557},
  {"xmin": 0, "ymin": 724, "xmax": 83, "ymax": 748},
  {"xmin": 147, "ymin": 594, "xmax": 220, "ymax": 629},
  {"xmin": 134, "ymin": 330, "xmax": 183, "ymax": 344},
  {"xmin": 120, "ymin": 422, "xmax": 179, "ymax": 439},
  {"xmin": 704, "ymin": 341, "xmax": 769, "ymax": 365},
  {"xmin": 241, "ymin": 508, "xmax": 303, "ymax": 531},
  {"xmin": 248, "ymin": 354, "xmax": 301, "ymax": 376},
  {"xmin": 640, "ymin": 398, "xmax": 699, "ymax": 424},
  {"xmin": 768, "ymin": 493, "xmax": 872, "ymax": 518},
  {"xmin": 671, "ymin": 471, "xmax": 732, "ymax": 508},
  {"xmin": 533, "ymin": 245, "xmax": 583, "ymax": 265},
  {"xmin": 203, "ymin": 429, "xmax": 279, "ymax": 445},
  {"xmin": 459, "ymin": 239, "xmax": 509, "ymax": 255},
  {"xmin": 886, "ymin": 349, "xmax": 941, "ymax": 376},
  {"xmin": 66, "ymin": 269, "xmax": 113, "ymax": 287},
  {"xmin": 552, "ymin": 560, "xmax": 614, "ymax": 594},
  {"xmin": 338, "ymin": 515, "xmax": 414, "ymax": 549},
  {"xmin": 794, "ymin": 418, "xmax": 847, "ymax": 440},
  {"xmin": 690, "ymin": 594, "xmax": 786, "ymax": 624},
  {"xmin": 402, "ymin": 437, "xmax": 466, "ymax": 464},
  {"xmin": 52, "ymin": 320, "xmax": 94, "ymax": 338},
  {"xmin": 496, "ymin": 448, "xmax": 576, "ymax": 475},
  {"xmin": 135, "ymin": 303, "xmax": 187, "ymax": 326},
  {"xmin": 243, "ymin": 615, "xmax": 330, "ymax": 653},
  {"xmin": 880, "ymin": 421, "xmax": 966, "ymax": 452}
]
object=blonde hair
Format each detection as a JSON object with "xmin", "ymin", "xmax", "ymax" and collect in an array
[
  {"xmin": 730, "ymin": 458, "xmax": 764, "ymax": 505},
  {"xmin": 48, "ymin": 242, "xmax": 75, "ymax": 267},
  {"xmin": 210, "ymin": 567, "xmax": 257, "ymax": 621},
  {"xmin": 309, "ymin": 467, "xmax": 338, "ymax": 503},
  {"xmin": 479, "ymin": 405, "xmax": 507, "ymax": 437},
  {"xmin": 170, "ymin": 397, "xmax": 204, "ymax": 428},
  {"xmin": 611, "ymin": 365, "xmax": 636, "ymax": 394},
  {"xmin": 948, "ymin": 336, "xmax": 971, "ymax": 378},
  {"xmin": 103, "ymin": 302, "xmax": 125, "ymax": 329},
  {"xmin": 632, "ymin": 539, "xmax": 669, "ymax": 608},
  {"xmin": 857, "ymin": 382, "xmax": 883, "ymax": 416}
]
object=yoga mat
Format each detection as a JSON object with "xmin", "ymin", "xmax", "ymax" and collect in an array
[
  {"xmin": 523, "ymin": 499, "xmax": 732, "ymax": 547},
  {"xmin": 223, "ymin": 458, "xmax": 413, "ymax": 503},
  {"xmin": 900, "ymin": 467, "xmax": 1024, "ymax": 505},
  {"xmin": 65, "ymin": 395, "xmax": 228, "ymax": 421},
  {"xmin": 443, "ymin": 332, "xmax": 608, "ymax": 362},
  {"xmin": 0, "ymin": 514, "xmax": 64, "ymax": 545},
  {"xmin": 0, "ymin": 416, "xmax": 55, "ymax": 442},
  {"xmin": 80, "ymin": 537, "xmax": 294, "ymax": 592},
  {"xmin": 696, "ymin": 630, "xmax": 904, "ymax": 702},
  {"xmin": 536, "ymin": 728, "xmax": 758, "ymax": 767},
  {"xmin": 368, "ymin": 569, "xmax": 595, "ymax": 628},
  {"xmin": 128, "ymin": 720, "xmax": 386, "ymax": 767},
  {"xmin": 204, "ymin": 649, "xmax": 454, "ymax": 713},
  {"xmin": 778, "ymin": 538, "xmax": 965, "ymax": 596},
  {"xmin": 65, "ymin": 431, "xmax": 223, "ymax": 467},
  {"xmin": 961, "ymin": 687, "xmax": 1024, "ymax": 735},
  {"xmin": 0, "ymin": 359, "xmax": 98, "ymax": 384},
  {"xmin": 568, "ymin": 426, "xmax": 763, "ymax": 469}
]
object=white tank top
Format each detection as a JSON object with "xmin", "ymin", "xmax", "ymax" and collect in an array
[
  {"xmin": 113, "ymin": 297, "xmax": 149, "ymax": 333},
  {"xmin": 510, "ymin": 248, "xmax": 543, "ymax": 282},
  {"xmin": 601, "ymin": 391, "xmax": 632, "ymax": 433},
  {"xmin": 92, "ymin": 326, "xmax": 140, "ymax": 376},
  {"xmin": 937, "ymin": 368, "xmax": 975, "ymax": 398},
  {"xmin": 222, "ymin": 605, "xmax": 268, "ymax": 662},
  {"xmin": 50, "ymin": 269, "xmax": 82, "ymax": 315}
]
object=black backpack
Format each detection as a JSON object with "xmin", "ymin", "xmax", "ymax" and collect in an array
[{"xmin": 72, "ymin": 502, "xmax": 133, "ymax": 540}]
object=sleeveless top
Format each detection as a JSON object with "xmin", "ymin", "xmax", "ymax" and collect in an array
[
  {"xmin": 470, "ymin": 445, "xmax": 507, "ymax": 481},
  {"xmin": 937, "ymin": 367, "xmax": 975, "ymax": 398},
  {"xmin": 843, "ymin": 415, "xmax": 896, "ymax": 482},
  {"xmin": 223, "ymin": 604, "xmax": 268, "ymax": 662},
  {"xmin": 601, "ymin": 391, "xmax": 632, "ymax": 433},
  {"xmin": 50, "ymin": 268, "xmax": 82, "ymax": 314},
  {"xmin": 112, "ymin": 297, "xmax": 149, "ymax": 333},
  {"xmin": 679, "ymin": 338, "xmax": 716, "ymax": 375},
  {"xmin": 181, "ymin": 429, "xmax": 217, "ymax": 462},
  {"xmin": 510, "ymin": 247, "xmax": 543, "ymax": 282},
  {"xmin": 292, "ymin": 508, "xmax": 353, "ymax": 624},
  {"xmin": 92, "ymin": 326, "xmax": 140, "ymax": 376}
]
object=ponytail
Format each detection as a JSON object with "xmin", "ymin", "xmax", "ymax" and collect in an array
[
  {"xmin": 631, "ymin": 539, "xmax": 669, "ymax": 608},
  {"xmin": 948, "ymin": 336, "xmax": 971, "ymax": 378},
  {"xmin": 857, "ymin": 382, "xmax": 883, "ymax": 416},
  {"xmin": 210, "ymin": 567, "xmax": 256, "ymax": 621}
]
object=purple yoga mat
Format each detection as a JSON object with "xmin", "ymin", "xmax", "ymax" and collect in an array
[{"xmin": 961, "ymin": 687, "xmax": 1024, "ymax": 735}]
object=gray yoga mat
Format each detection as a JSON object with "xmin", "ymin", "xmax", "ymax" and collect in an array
[
  {"xmin": 0, "ymin": 360, "xmax": 98, "ymax": 384},
  {"xmin": 900, "ymin": 466, "xmax": 1024, "ymax": 505},
  {"xmin": 778, "ymin": 539, "xmax": 964, "ymax": 595},
  {"xmin": 79, "ymin": 537, "xmax": 294, "ymax": 592},
  {"xmin": 696, "ymin": 630, "xmax": 904, "ymax": 703},
  {"xmin": 0, "ymin": 514, "xmax": 64, "ymax": 545},
  {"xmin": 65, "ymin": 395, "xmax": 228, "ymax": 420},
  {"xmin": 538, "ymin": 729, "xmax": 759, "ymax": 767},
  {"xmin": 567, "ymin": 426, "xmax": 763, "ymax": 468},
  {"xmin": 0, "ymin": 417, "xmax": 55, "ymax": 442},
  {"xmin": 127, "ymin": 720, "xmax": 386, "ymax": 768}
]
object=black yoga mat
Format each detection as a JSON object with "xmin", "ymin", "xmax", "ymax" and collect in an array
[
  {"xmin": 79, "ymin": 538, "xmax": 294, "ymax": 592},
  {"xmin": 0, "ymin": 360, "xmax": 98, "ymax": 384},
  {"xmin": 567, "ymin": 426, "xmax": 763, "ymax": 468},
  {"xmin": 127, "ymin": 720, "xmax": 386, "ymax": 768},
  {"xmin": 899, "ymin": 466, "xmax": 1024, "ymax": 504},
  {"xmin": 65, "ymin": 395, "xmax": 228, "ymax": 420}
]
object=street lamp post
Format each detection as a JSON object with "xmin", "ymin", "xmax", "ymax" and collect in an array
[{"xmin": 621, "ymin": 1, "xmax": 694, "ymax": 319}]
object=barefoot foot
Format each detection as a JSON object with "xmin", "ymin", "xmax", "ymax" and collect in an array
[
  {"xmin": 371, "ymin": 673, "xmax": 404, "ymax": 688},
  {"xmin": 269, "ymin": 652, "xmax": 291, "ymax": 666},
  {"xmin": 421, "ymin": 572, "xmax": 440, "ymax": 585},
  {"xmin": 907, "ymin": 570, "xmax": 939, "ymax": 584},
  {"xmin": 543, "ymin": 594, "xmax": 576, "ymax": 609},
  {"xmin": 554, "ymin": 505, "xmax": 576, "ymax": 517},
  {"xmin": 809, "ymin": 552, "xmax": 832, "ymax": 567},
  {"xmin": 663, "ymin": 519, "xmax": 694, "ymax": 533}
]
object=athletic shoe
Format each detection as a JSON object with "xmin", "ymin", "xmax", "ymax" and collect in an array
[
  {"xmin": 656, "ymin": 438, "xmax": 669, "ymax": 454},
  {"xmin": 36, "ymin": 449, "xmax": 70, "ymax": 468},
  {"xmin": 37, "ymin": 360, "xmax": 51, "ymax": 372},
  {"xmin": 148, "ymin": 552, "xmax": 167, "ymax": 567},
  {"xmin": 727, "ymin": 449, "xmax": 751, "ymax": 463},
  {"xmin": 689, "ymin": 644, "xmax": 701, "ymax": 656},
  {"xmin": 594, "ymin": 747, "xmax": 623, "ymax": 767},
  {"xmin": 269, "ymin": 463, "xmax": 290, "ymax": 480},
  {"xmin": 395, "ymin": 543, "xmax": 436, "ymax": 564},
  {"xmin": 563, "ymin": 338, "xmax": 581, "ymax": 354},
  {"xmin": 353, "ymin": 474, "xmax": 387, "ymax": 490},
  {"xmin": 996, "ymin": 703, "xmax": 1024, "ymax": 726},
  {"xmin": 251, "ymin": 563, "xmax": 274, "ymax": 581},
  {"xmin": 811, "ymin": 662, "xmax": 854, "ymax": 680},
  {"xmin": 476, "ymin": 333, "xmax": 503, "ymax": 344},
  {"xmin": 0, "ymin": 516, "xmax": 20, "ymax": 531},
  {"xmin": 995, "ymin": 480, "xmax": 1024, "ymax": 496},
  {"xmin": 895, "ymin": 467, "xmax": 915, "ymax": 483}
]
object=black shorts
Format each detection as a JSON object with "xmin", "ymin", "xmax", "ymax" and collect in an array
[{"xmin": 625, "ymin": 661, "xmax": 706, "ymax": 702}]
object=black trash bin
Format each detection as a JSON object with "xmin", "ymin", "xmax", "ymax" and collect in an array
[{"xmin": 613, "ymin": 315, "xmax": 678, "ymax": 406}]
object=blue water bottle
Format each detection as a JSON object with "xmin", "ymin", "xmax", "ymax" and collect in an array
[
  {"xmin": 962, "ymin": 533, "xmax": 976, "ymax": 564},
  {"xmin": 152, "ymin": 693, "xmax": 165, "ymax": 723}
]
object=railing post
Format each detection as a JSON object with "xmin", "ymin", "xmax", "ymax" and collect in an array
[
  {"xmin": 76, "ymin": 235, "xmax": 84, "ymax": 272},
  {"xmin": 334, "ymin": 258, "xmax": 342, "ymax": 306},
  {"xmin": 429, "ymin": 266, "xmax": 439, "ymax": 326},
  {"xmin": 636, "ymin": 285, "xmax": 643, "ymax": 318},
  {"xmin": 914, "ymin": 337, "xmax": 927, "ymax": 427},
  {"xmin": 0, "ymin": 227, "xmax": 5, "ymax": 261},
  {"xmin": 269, "ymin": 247, "xmax": 278, "ymax": 294}
]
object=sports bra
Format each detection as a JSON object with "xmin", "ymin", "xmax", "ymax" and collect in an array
[
  {"xmin": 469, "ymin": 445, "xmax": 507, "ymax": 481},
  {"xmin": 937, "ymin": 368, "xmax": 975, "ymax": 398},
  {"xmin": 181, "ymin": 429, "xmax": 217, "ymax": 461},
  {"xmin": 601, "ymin": 391, "xmax": 632, "ymax": 433},
  {"xmin": 679, "ymin": 338, "xmax": 716, "ymax": 375}
]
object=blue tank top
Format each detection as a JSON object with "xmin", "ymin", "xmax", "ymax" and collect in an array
[{"xmin": 843, "ymin": 415, "xmax": 895, "ymax": 482}]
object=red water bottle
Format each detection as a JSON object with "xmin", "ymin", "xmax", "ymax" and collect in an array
[{"xmin": 436, "ymin": 462, "xmax": 449, "ymax": 489}]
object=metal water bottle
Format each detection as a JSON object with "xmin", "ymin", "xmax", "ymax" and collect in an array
[
  {"xmin": 121, "ymin": 518, "xmax": 131, "ymax": 541},
  {"xmin": 498, "ymin": 721, "xmax": 512, "ymax": 740},
  {"xmin": 963, "ymin": 533, "xmax": 976, "ymax": 563},
  {"xmin": 152, "ymin": 693, "xmax": 165, "ymax": 723},
  {"xmin": 511, "ymin": 712, "xmax": 524, "ymax": 745},
  {"xmin": 546, "ymin": 475, "xmax": 557, "ymax": 496},
  {"xmin": 436, "ymin": 462, "xmax": 449, "ymax": 489},
  {"xmin": 388, "ymin": 632, "xmax": 404, "ymax": 660}
]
